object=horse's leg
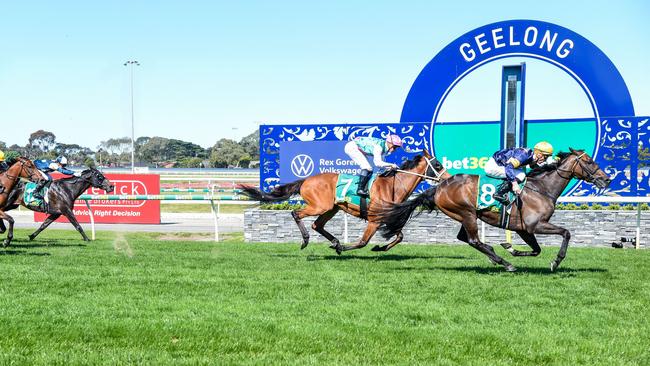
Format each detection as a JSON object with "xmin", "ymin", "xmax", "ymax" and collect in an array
[
  {"xmin": 0, "ymin": 204, "xmax": 19, "ymax": 234},
  {"xmin": 459, "ymin": 220, "xmax": 516, "ymax": 272},
  {"xmin": 28, "ymin": 214, "xmax": 61, "ymax": 241},
  {"xmin": 371, "ymin": 231, "xmax": 403, "ymax": 252},
  {"xmin": 311, "ymin": 207, "xmax": 341, "ymax": 249},
  {"xmin": 337, "ymin": 221, "xmax": 380, "ymax": 254},
  {"xmin": 62, "ymin": 208, "xmax": 90, "ymax": 242},
  {"xmin": 501, "ymin": 231, "xmax": 542, "ymax": 257},
  {"xmin": 292, "ymin": 205, "xmax": 327, "ymax": 249},
  {"xmin": 534, "ymin": 221, "xmax": 571, "ymax": 271},
  {"xmin": 0, "ymin": 211, "xmax": 14, "ymax": 247}
]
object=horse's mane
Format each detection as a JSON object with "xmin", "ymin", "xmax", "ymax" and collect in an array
[
  {"xmin": 378, "ymin": 155, "xmax": 424, "ymax": 178},
  {"xmin": 399, "ymin": 155, "xmax": 423, "ymax": 170},
  {"xmin": 58, "ymin": 168, "xmax": 95, "ymax": 181},
  {"xmin": 526, "ymin": 151, "xmax": 574, "ymax": 177}
]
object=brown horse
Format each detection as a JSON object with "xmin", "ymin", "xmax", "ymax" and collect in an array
[
  {"xmin": 0, "ymin": 157, "xmax": 46, "ymax": 246},
  {"xmin": 240, "ymin": 151, "xmax": 450, "ymax": 253},
  {"xmin": 376, "ymin": 149, "xmax": 611, "ymax": 272}
]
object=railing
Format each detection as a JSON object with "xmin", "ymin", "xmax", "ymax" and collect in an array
[
  {"xmin": 78, "ymin": 194, "xmax": 253, "ymax": 242},
  {"xmin": 77, "ymin": 193, "xmax": 647, "ymax": 249}
]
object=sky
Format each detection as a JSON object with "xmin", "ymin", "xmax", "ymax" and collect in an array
[{"xmin": 0, "ymin": 0, "xmax": 648, "ymax": 149}]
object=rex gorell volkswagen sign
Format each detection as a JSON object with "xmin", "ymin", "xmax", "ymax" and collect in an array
[{"xmin": 279, "ymin": 141, "xmax": 376, "ymax": 183}]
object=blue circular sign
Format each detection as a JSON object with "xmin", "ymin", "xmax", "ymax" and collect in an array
[{"xmin": 401, "ymin": 19, "xmax": 635, "ymax": 125}]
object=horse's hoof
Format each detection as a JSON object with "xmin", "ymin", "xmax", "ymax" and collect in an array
[
  {"xmin": 370, "ymin": 245, "xmax": 382, "ymax": 252},
  {"xmin": 550, "ymin": 261, "xmax": 558, "ymax": 272},
  {"xmin": 28, "ymin": 235, "xmax": 35, "ymax": 241},
  {"xmin": 83, "ymin": 238, "xmax": 91, "ymax": 242},
  {"xmin": 2, "ymin": 240, "xmax": 10, "ymax": 247},
  {"xmin": 504, "ymin": 264, "xmax": 517, "ymax": 272},
  {"xmin": 328, "ymin": 240, "xmax": 340, "ymax": 249}
]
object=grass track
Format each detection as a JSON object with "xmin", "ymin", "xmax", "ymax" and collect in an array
[{"xmin": 1, "ymin": 229, "xmax": 649, "ymax": 365}]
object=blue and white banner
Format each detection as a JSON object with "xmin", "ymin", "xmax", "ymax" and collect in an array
[{"xmin": 279, "ymin": 141, "xmax": 375, "ymax": 183}]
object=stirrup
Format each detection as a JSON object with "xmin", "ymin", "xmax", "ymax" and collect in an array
[{"xmin": 493, "ymin": 194, "xmax": 510, "ymax": 206}]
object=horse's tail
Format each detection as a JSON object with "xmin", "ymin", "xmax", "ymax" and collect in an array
[
  {"xmin": 377, "ymin": 186, "xmax": 437, "ymax": 239},
  {"xmin": 238, "ymin": 180, "xmax": 305, "ymax": 203}
]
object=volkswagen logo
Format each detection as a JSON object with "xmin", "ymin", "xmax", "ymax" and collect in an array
[{"xmin": 290, "ymin": 154, "xmax": 315, "ymax": 177}]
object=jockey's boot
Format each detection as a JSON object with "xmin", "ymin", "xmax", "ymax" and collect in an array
[
  {"xmin": 32, "ymin": 180, "xmax": 49, "ymax": 202},
  {"xmin": 493, "ymin": 181, "xmax": 512, "ymax": 205},
  {"xmin": 356, "ymin": 169, "xmax": 372, "ymax": 197}
]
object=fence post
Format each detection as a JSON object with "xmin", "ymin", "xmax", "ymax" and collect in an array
[
  {"xmin": 481, "ymin": 221, "xmax": 485, "ymax": 243},
  {"xmin": 343, "ymin": 213, "xmax": 349, "ymax": 244},
  {"xmin": 84, "ymin": 199, "xmax": 95, "ymax": 241},
  {"xmin": 636, "ymin": 203, "xmax": 641, "ymax": 250}
]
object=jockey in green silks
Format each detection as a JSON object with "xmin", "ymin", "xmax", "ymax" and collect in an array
[{"xmin": 344, "ymin": 135, "xmax": 403, "ymax": 197}]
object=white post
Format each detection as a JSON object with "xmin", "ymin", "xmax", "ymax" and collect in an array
[
  {"xmin": 84, "ymin": 200, "xmax": 95, "ymax": 241},
  {"xmin": 481, "ymin": 221, "xmax": 485, "ymax": 243},
  {"xmin": 210, "ymin": 185, "xmax": 219, "ymax": 242},
  {"xmin": 343, "ymin": 213, "xmax": 349, "ymax": 244},
  {"xmin": 636, "ymin": 204, "xmax": 641, "ymax": 250}
]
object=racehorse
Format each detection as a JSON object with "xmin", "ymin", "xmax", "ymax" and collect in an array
[
  {"xmin": 375, "ymin": 149, "xmax": 611, "ymax": 272},
  {"xmin": 239, "ymin": 151, "xmax": 450, "ymax": 253},
  {"xmin": 0, "ymin": 157, "xmax": 47, "ymax": 247},
  {"xmin": 0, "ymin": 167, "xmax": 114, "ymax": 242}
]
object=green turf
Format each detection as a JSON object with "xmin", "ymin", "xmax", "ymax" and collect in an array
[{"xmin": 0, "ymin": 229, "xmax": 648, "ymax": 365}]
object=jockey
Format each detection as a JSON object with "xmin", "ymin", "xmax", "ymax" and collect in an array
[
  {"xmin": 344, "ymin": 134, "xmax": 403, "ymax": 197},
  {"xmin": 484, "ymin": 141, "xmax": 557, "ymax": 204},
  {"xmin": 0, "ymin": 150, "xmax": 8, "ymax": 173},
  {"xmin": 32, "ymin": 156, "xmax": 78, "ymax": 200}
]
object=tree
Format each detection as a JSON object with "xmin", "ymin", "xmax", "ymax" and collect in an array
[
  {"xmin": 210, "ymin": 138, "xmax": 247, "ymax": 168},
  {"xmin": 0, "ymin": 141, "xmax": 6, "ymax": 150},
  {"xmin": 55, "ymin": 143, "xmax": 94, "ymax": 165},
  {"xmin": 239, "ymin": 129, "xmax": 260, "ymax": 161},
  {"xmin": 29, "ymin": 130, "xmax": 57, "ymax": 154}
]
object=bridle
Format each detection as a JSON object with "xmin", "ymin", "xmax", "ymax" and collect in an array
[
  {"xmin": 555, "ymin": 152, "xmax": 600, "ymax": 183},
  {"xmin": 396, "ymin": 156, "xmax": 447, "ymax": 183},
  {"xmin": 1, "ymin": 158, "xmax": 40, "ymax": 183}
]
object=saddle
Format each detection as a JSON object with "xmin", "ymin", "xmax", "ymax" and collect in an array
[{"xmin": 24, "ymin": 182, "xmax": 50, "ymax": 210}]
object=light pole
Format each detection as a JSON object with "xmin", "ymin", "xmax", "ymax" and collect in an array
[{"xmin": 124, "ymin": 60, "xmax": 140, "ymax": 172}]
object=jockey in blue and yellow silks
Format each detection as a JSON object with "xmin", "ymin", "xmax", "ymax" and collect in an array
[
  {"xmin": 484, "ymin": 141, "xmax": 557, "ymax": 204},
  {"xmin": 344, "ymin": 135, "xmax": 403, "ymax": 197}
]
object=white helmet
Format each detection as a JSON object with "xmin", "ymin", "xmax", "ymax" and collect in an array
[{"xmin": 56, "ymin": 156, "xmax": 68, "ymax": 165}]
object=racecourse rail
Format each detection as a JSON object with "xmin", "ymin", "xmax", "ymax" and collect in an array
[
  {"xmin": 78, "ymin": 193, "xmax": 250, "ymax": 242},
  {"xmin": 76, "ymin": 192, "xmax": 649, "ymax": 249}
]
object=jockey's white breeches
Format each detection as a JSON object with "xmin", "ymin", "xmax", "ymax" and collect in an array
[
  {"xmin": 344, "ymin": 141, "xmax": 372, "ymax": 171},
  {"xmin": 484, "ymin": 157, "xmax": 526, "ymax": 182}
]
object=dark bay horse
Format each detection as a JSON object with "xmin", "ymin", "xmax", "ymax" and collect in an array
[
  {"xmin": 0, "ymin": 157, "xmax": 46, "ymax": 246},
  {"xmin": 240, "ymin": 151, "xmax": 450, "ymax": 254},
  {"xmin": 1, "ymin": 167, "xmax": 114, "ymax": 242},
  {"xmin": 376, "ymin": 149, "xmax": 610, "ymax": 272}
]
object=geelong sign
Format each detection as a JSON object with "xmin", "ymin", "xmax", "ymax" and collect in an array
[
  {"xmin": 401, "ymin": 19, "xmax": 635, "ymax": 127},
  {"xmin": 34, "ymin": 174, "xmax": 161, "ymax": 224}
]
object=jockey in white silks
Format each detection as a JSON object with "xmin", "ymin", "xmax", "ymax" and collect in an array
[{"xmin": 344, "ymin": 135, "xmax": 403, "ymax": 197}]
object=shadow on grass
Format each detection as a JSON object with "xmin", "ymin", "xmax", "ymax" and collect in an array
[
  {"xmin": 271, "ymin": 253, "xmax": 469, "ymax": 261},
  {"xmin": 6, "ymin": 238, "xmax": 88, "ymax": 248},
  {"xmin": 0, "ymin": 250, "xmax": 51, "ymax": 256},
  {"xmin": 394, "ymin": 265, "xmax": 608, "ymax": 275}
]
